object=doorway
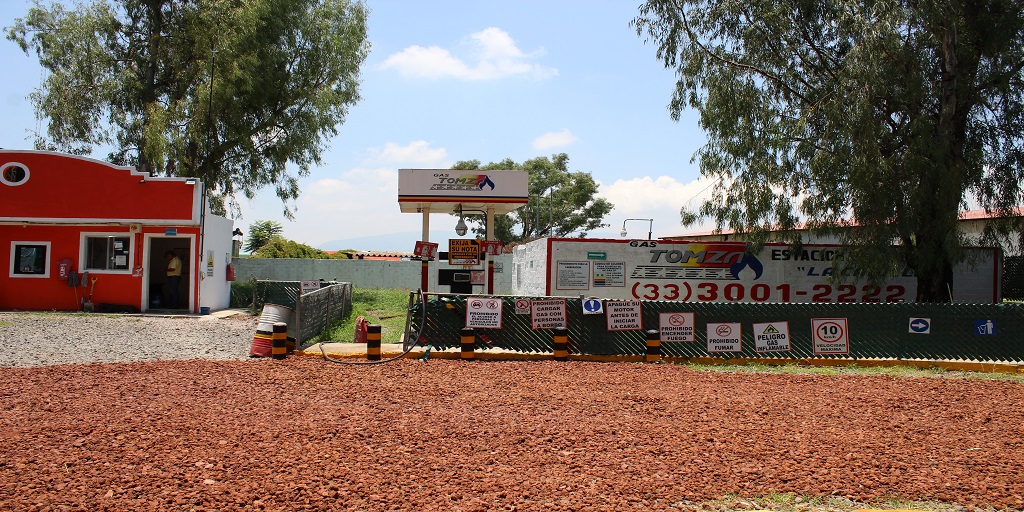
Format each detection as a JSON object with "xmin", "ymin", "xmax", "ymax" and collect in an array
[{"xmin": 147, "ymin": 237, "xmax": 192, "ymax": 310}]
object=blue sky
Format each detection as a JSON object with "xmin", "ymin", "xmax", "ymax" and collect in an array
[{"xmin": 1, "ymin": 0, "xmax": 717, "ymax": 250}]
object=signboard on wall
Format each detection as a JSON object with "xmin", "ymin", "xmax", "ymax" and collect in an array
[
  {"xmin": 449, "ymin": 239, "xmax": 480, "ymax": 265},
  {"xmin": 605, "ymin": 300, "xmax": 642, "ymax": 331},
  {"xmin": 523, "ymin": 238, "xmax": 999, "ymax": 303}
]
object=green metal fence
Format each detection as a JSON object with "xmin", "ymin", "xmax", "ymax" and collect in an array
[
  {"xmin": 297, "ymin": 283, "xmax": 353, "ymax": 346},
  {"xmin": 409, "ymin": 293, "xmax": 1024, "ymax": 362},
  {"xmin": 1004, "ymin": 256, "xmax": 1024, "ymax": 301},
  {"xmin": 252, "ymin": 280, "xmax": 352, "ymax": 346}
]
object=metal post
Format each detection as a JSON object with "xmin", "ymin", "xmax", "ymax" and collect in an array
[
  {"xmin": 645, "ymin": 329, "xmax": 661, "ymax": 363},
  {"xmin": 366, "ymin": 324, "xmax": 382, "ymax": 361},
  {"xmin": 553, "ymin": 327, "xmax": 569, "ymax": 361},
  {"xmin": 460, "ymin": 327, "xmax": 476, "ymax": 360}
]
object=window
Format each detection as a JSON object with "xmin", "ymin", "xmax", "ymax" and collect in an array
[
  {"xmin": 84, "ymin": 235, "xmax": 131, "ymax": 271},
  {"xmin": 1, "ymin": 162, "xmax": 29, "ymax": 186},
  {"xmin": 10, "ymin": 242, "xmax": 50, "ymax": 277}
]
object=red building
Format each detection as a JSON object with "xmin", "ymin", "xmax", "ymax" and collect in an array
[{"xmin": 0, "ymin": 150, "xmax": 233, "ymax": 312}]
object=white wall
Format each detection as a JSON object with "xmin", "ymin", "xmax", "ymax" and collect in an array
[
  {"xmin": 231, "ymin": 254, "xmax": 513, "ymax": 294},
  {"xmin": 199, "ymin": 213, "xmax": 233, "ymax": 310},
  {"xmin": 512, "ymin": 239, "xmax": 549, "ymax": 296}
]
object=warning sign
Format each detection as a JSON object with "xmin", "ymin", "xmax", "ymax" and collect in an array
[
  {"xmin": 514, "ymin": 299, "xmax": 531, "ymax": 315},
  {"xmin": 753, "ymin": 321, "xmax": 790, "ymax": 352},
  {"xmin": 811, "ymin": 318, "xmax": 849, "ymax": 354},
  {"xmin": 707, "ymin": 322, "xmax": 742, "ymax": 352},
  {"xmin": 449, "ymin": 239, "xmax": 481, "ymax": 265},
  {"xmin": 465, "ymin": 297, "xmax": 502, "ymax": 329},
  {"xmin": 659, "ymin": 312, "xmax": 695, "ymax": 342},
  {"xmin": 606, "ymin": 300, "xmax": 642, "ymax": 331},
  {"xmin": 531, "ymin": 299, "xmax": 567, "ymax": 329}
]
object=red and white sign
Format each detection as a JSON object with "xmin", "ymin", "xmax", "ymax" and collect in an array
[
  {"xmin": 413, "ymin": 241, "xmax": 438, "ymax": 260},
  {"xmin": 707, "ymin": 322, "xmax": 742, "ymax": 352},
  {"xmin": 753, "ymin": 321, "xmax": 791, "ymax": 352},
  {"xmin": 811, "ymin": 318, "xmax": 849, "ymax": 354},
  {"xmin": 514, "ymin": 299, "xmax": 531, "ymax": 315},
  {"xmin": 480, "ymin": 240, "xmax": 504, "ymax": 256},
  {"xmin": 465, "ymin": 297, "xmax": 503, "ymax": 329},
  {"xmin": 531, "ymin": 299, "xmax": 567, "ymax": 329},
  {"xmin": 605, "ymin": 300, "xmax": 642, "ymax": 331},
  {"xmin": 659, "ymin": 312, "xmax": 695, "ymax": 342}
]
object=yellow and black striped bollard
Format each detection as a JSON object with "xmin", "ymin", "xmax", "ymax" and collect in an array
[
  {"xmin": 553, "ymin": 327, "xmax": 569, "ymax": 362},
  {"xmin": 271, "ymin": 322, "xmax": 288, "ymax": 360},
  {"xmin": 645, "ymin": 329, "xmax": 661, "ymax": 363},
  {"xmin": 460, "ymin": 327, "xmax": 475, "ymax": 360},
  {"xmin": 366, "ymin": 324, "xmax": 382, "ymax": 361}
]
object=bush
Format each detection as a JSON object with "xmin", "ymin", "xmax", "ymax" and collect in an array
[{"xmin": 230, "ymin": 278, "xmax": 257, "ymax": 310}]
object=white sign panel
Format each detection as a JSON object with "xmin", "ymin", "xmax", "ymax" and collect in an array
[
  {"xmin": 556, "ymin": 261, "xmax": 590, "ymax": 290},
  {"xmin": 606, "ymin": 300, "xmax": 642, "ymax": 331},
  {"xmin": 531, "ymin": 299, "xmax": 567, "ymax": 329},
  {"xmin": 753, "ymin": 321, "xmax": 791, "ymax": 352},
  {"xmin": 300, "ymin": 280, "xmax": 320, "ymax": 293},
  {"xmin": 707, "ymin": 322, "xmax": 742, "ymax": 352},
  {"xmin": 398, "ymin": 169, "xmax": 529, "ymax": 203},
  {"xmin": 659, "ymin": 312, "xmax": 695, "ymax": 342},
  {"xmin": 811, "ymin": 318, "xmax": 849, "ymax": 354},
  {"xmin": 514, "ymin": 298, "xmax": 531, "ymax": 315},
  {"xmin": 525, "ymin": 238, "xmax": 998, "ymax": 303},
  {"xmin": 466, "ymin": 297, "xmax": 503, "ymax": 329},
  {"xmin": 592, "ymin": 261, "xmax": 625, "ymax": 287}
]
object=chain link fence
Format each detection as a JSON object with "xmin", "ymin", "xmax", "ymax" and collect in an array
[
  {"xmin": 247, "ymin": 280, "xmax": 353, "ymax": 347},
  {"xmin": 1004, "ymin": 256, "xmax": 1024, "ymax": 301},
  {"xmin": 409, "ymin": 293, "xmax": 1024, "ymax": 362},
  {"xmin": 297, "ymin": 283, "xmax": 353, "ymax": 346}
]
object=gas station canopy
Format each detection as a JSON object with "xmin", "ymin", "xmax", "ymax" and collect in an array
[{"xmin": 397, "ymin": 169, "xmax": 529, "ymax": 215}]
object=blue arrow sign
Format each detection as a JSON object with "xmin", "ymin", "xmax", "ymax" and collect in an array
[
  {"xmin": 582, "ymin": 298, "xmax": 603, "ymax": 315},
  {"xmin": 908, "ymin": 318, "xmax": 931, "ymax": 334}
]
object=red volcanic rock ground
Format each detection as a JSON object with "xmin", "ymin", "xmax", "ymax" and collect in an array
[{"xmin": 2, "ymin": 358, "xmax": 1022, "ymax": 511}]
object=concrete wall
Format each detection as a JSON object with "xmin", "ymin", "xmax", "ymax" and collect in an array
[
  {"xmin": 232, "ymin": 254, "xmax": 513, "ymax": 294},
  {"xmin": 199, "ymin": 213, "xmax": 233, "ymax": 311}
]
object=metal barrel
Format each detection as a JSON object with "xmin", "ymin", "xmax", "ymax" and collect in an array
[{"xmin": 249, "ymin": 328, "xmax": 273, "ymax": 358}]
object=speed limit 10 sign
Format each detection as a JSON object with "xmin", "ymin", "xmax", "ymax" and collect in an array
[{"xmin": 811, "ymin": 318, "xmax": 849, "ymax": 355}]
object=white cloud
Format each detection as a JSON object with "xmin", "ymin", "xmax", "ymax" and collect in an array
[
  {"xmin": 379, "ymin": 27, "xmax": 558, "ymax": 81},
  {"xmin": 532, "ymin": 129, "xmax": 578, "ymax": 150},
  {"xmin": 365, "ymin": 140, "xmax": 449, "ymax": 166},
  {"xmin": 598, "ymin": 175, "xmax": 719, "ymax": 237}
]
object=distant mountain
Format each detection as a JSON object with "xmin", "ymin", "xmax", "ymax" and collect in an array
[
  {"xmin": 318, "ymin": 231, "xmax": 453, "ymax": 252},
  {"xmin": 318, "ymin": 229, "xmax": 628, "ymax": 252}
]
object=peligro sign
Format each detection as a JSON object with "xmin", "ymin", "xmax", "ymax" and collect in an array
[{"xmin": 530, "ymin": 238, "xmax": 999, "ymax": 303}]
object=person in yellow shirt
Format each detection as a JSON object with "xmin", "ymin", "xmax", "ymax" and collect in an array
[{"xmin": 165, "ymin": 251, "xmax": 182, "ymax": 309}]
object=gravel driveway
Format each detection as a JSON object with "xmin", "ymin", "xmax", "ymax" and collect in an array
[{"xmin": 0, "ymin": 312, "xmax": 258, "ymax": 367}]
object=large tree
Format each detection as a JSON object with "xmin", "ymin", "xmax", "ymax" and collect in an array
[
  {"xmin": 451, "ymin": 154, "xmax": 614, "ymax": 243},
  {"xmin": 7, "ymin": 0, "xmax": 369, "ymax": 217},
  {"xmin": 634, "ymin": 0, "xmax": 1024, "ymax": 301}
]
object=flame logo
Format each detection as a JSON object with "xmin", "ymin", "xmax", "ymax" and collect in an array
[
  {"xmin": 477, "ymin": 175, "xmax": 495, "ymax": 190},
  {"xmin": 729, "ymin": 253, "xmax": 764, "ymax": 280}
]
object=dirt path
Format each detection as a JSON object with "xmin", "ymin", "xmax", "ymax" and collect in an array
[{"xmin": 1, "ymin": 358, "xmax": 1022, "ymax": 511}]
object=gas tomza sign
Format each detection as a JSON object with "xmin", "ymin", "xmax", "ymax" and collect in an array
[{"xmin": 535, "ymin": 238, "xmax": 999, "ymax": 303}]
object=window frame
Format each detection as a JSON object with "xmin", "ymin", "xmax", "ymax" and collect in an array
[
  {"xmin": 80, "ymin": 233, "xmax": 134, "ymax": 274},
  {"xmin": 1, "ymin": 162, "xmax": 30, "ymax": 187},
  {"xmin": 10, "ymin": 241, "xmax": 51, "ymax": 278}
]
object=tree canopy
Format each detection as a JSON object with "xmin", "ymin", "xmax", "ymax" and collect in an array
[
  {"xmin": 634, "ymin": 0, "xmax": 1024, "ymax": 301},
  {"xmin": 244, "ymin": 220, "xmax": 284, "ymax": 254},
  {"xmin": 451, "ymin": 154, "xmax": 614, "ymax": 243},
  {"xmin": 7, "ymin": 0, "xmax": 369, "ymax": 217}
]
